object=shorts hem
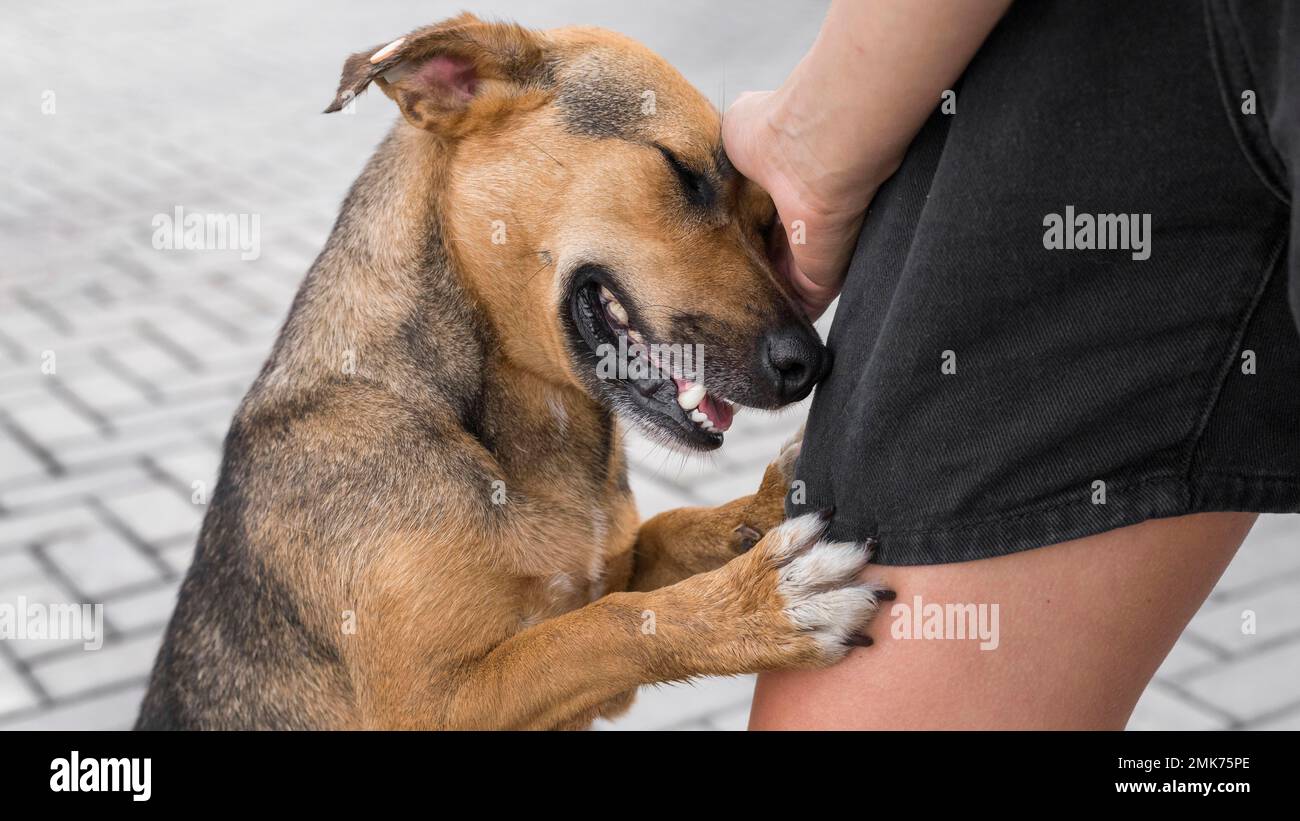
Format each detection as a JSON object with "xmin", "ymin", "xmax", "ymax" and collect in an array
[{"xmin": 861, "ymin": 473, "xmax": 1300, "ymax": 566}]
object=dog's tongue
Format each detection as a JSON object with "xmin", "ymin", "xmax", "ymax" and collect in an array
[{"xmin": 700, "ymin": 393, "xmax": 734, "ymax": 432}]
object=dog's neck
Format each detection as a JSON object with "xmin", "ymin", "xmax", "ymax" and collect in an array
[
  {"xmin": 263, "ymin": 125, "xmax": 463, "ymax": 382},
  {"xmin": 258, "ymin": 124, "xmax": 612, "ymax": 458}
]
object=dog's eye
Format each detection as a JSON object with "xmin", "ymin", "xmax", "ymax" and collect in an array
[{"xmin": 655, "ymin": 145, "xmax": 714, "ymax": 209}]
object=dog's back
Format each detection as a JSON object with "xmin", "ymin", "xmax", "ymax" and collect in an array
[
  {"xmin": 137, "ymin": 134, "xmax": 496, "ymax": 727},
  {"xmin": 137, "ymin": 411, "xmax": 353, "ymax": 729}
]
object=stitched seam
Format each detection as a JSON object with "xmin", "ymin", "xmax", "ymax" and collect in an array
[
  {"xmin": 1178, "ymin": 233, "xmax": 1288, "ymax": 491},
  {"xmin": 1214, "ymin": 0, "xmax": 1290, "ymax": 203},
  {"xmin": 1195, "ymin": 469, "xmax": 1300, "ymax": 481},
  {"xmin": 877, "ymin": 473, "xmax": 1300, "ymax": 537},
  {"xmin": 877, "ymin": 472, "xmax": 1183, "ymax": 535},
  {"xmin": 1204, "ymin": 0, "xmax": 1291, "ymax": 205}
]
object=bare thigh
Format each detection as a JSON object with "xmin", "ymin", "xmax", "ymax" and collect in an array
[{"xmin": 748, "ymin": 512, "xmax": 1256, "ymax": 730}]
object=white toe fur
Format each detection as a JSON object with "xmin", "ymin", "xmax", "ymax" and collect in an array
[
  {"xmin": 770, "ymin": 526, "xmax": 880, "ymax": 658},
  {"xmin": 785, "ymin": 586, "xmax": 881, "ymax": 656},
  {"xmin": 778, "ymin": 541, "xmax": 871, "ymax": 593},
  {"xmin": 762, "ymin": 512, "xmax": 828, "ymax": 562}
]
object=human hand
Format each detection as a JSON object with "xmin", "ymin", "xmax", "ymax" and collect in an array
[
  {"xmin": 723, "ymin": 90, "xmax": 892, "ymax": 320},
  {"xmin": 722, "ymin": 0, "xmax": 1010, "ymax": 320}
]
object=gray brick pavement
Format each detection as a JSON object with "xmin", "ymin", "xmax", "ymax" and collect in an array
[{"xmin": 2, "ymin": 0, "xmax": 1297, "ymax": 731}]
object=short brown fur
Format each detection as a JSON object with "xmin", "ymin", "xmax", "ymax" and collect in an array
[{"xmin": 138, "ymin": 14, "xmax": 878, "ymax": 730}]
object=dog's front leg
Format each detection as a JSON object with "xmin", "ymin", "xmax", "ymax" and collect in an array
[
  {"xmin": 444, "ymin": 506, "xmax": 885, "ymax": 730},
  {"xmin": 629, "ymin": 428, "xmax": 802, "ymax": 591}
]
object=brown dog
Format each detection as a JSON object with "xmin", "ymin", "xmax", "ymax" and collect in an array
[{"xmin": 136, "ymin": 14, "xmax": 885, "ymax": 730}]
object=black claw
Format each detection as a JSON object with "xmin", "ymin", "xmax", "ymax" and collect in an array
[
  {"xmin": 846, "ymin": 634, "xmax": 873, "ymax": 647},
  {"xmin": 877, "ymin": 589, "xmax": 897, "ymax": 601},
  {"xmin": 817, "ymin": 505, "xmax": 836, "ymax": 522},
  {"xmin": 863, "ymin": 537, "xmax": 880, "ymax": 550}
]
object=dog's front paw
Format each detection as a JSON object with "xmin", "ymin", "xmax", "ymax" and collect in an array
[
  {"xmin": 711, "ymin": 510, "xmax": 890, "ymax": 668},
  {"xmin": 733, "ymin": 424, "xmax": 806, "ymax": 550},
  {"xmin": 766, "ymin": 511, "xmax": 889, "ymax": 664}
]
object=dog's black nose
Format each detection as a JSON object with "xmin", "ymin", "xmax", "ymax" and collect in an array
[{"xmin": 758, "ymin": 325, "xmax": 829, "ymax": 404}]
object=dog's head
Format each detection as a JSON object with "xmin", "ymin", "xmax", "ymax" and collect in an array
[{"xmin": 328, "ymin": 14, "xmax": 828, "ymax": 450}]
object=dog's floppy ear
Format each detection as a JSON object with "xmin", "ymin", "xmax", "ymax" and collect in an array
[{"xmin": 323, "ymin": 13, "xmax": 549, "ymax": 132}]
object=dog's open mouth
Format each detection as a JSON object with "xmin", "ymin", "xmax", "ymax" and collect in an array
[{"xmin": 569, "ymin": 274, "xmax": 734, "ymax": 450}]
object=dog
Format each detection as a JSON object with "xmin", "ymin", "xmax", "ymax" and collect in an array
[{"xmin": 136, "ymin": 13, "xmax": 886, "ymax": 730}]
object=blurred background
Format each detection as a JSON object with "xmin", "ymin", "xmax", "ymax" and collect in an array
[{"xmin": 1, "ymin": 0, "xmax": 1297, "ymax": 730}]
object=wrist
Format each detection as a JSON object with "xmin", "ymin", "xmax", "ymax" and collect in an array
[{"xmin": 765, "ymin": 76, "xmax": 902, "ymax": 219}]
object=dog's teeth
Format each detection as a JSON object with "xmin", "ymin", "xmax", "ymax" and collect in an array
[
  {"xmin": 676, "ymin": 383, "xmax": 706, "ymax": 410},
  {"xmin": 598, "ymin": 285, "xmax": 628, "ymax": 324},
  {"xmin": 722, "ymin": 398, "xmax": 737, "ymax": 409},
  {"xmin": 690, "ymin": 409, "xmax": 708, "ymax": 424}
]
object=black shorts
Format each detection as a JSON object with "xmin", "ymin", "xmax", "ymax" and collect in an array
[{"xmin": 791, "ymin": 0, "xmax": 1300, "ymax": 565}]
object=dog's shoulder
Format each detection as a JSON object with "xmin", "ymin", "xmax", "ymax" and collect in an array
[{"xmin": 228, "ymin": 376, "xmax": 492, "ymax": 502}]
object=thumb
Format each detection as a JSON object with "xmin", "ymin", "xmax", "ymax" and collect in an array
[
  {"xmin": 769, "ymin": 219, "xmax": 845, "ymax": 320},
  {"xmin": 774, "ymin": 206, "xmax": 866, "ymax": 319}
]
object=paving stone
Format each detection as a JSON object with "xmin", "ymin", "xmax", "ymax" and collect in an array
[
  {"xmin": 103, "ymin": 392, "xmax": 239, "ymax": 433},
  {"xmin": 6, "ymin": 390, "xmax": 100, "ymax": 443},
  {"xmin": 597, "ymin": 675, "xmax": 755, "ymax": 731},
  {"xmin": 99, "ymin": 484, "xmax": 202, "ymax": 545},
  {"xmin": 0, "ymin": 368, "xmax": 42, "ymax": 398},
  {"xmin": 0, "ymin": 683, "xmax": 144, "ymax": 730},
  {"xmin": 0, "ymin": 503, "xmax": 101, "ymax": 551},
  {"xmin": 704, "ymin": 701, "xmax": 752, "ymax": 731},
  {"xmin": 41, "ymin": 525, "xmax": 162, "ymax": 598},
  {"xmin": 0, "ymin": 575, "xmax": 87, "ymax": 659},
  {"xmin": 628, "ymin": 473, "xmax": 699, "ymax": 518},
  {"xmin": 0, "ymin": 550, "xmax": 44, "ymax": 586},
  {"xmin": 667, "ymin": 719, "xmax": 713, "ymax": 730},
  {"xmin": 0, "ymin": 463, "xmax": 154, "ymax": 511},
  {"xmin": 105, "ymin": 338, "xmax": 193, "ymax": 382},
  {"xmin": 160, "ymin": 541, "xmax": 196, "ymax": 577},
  {"xmin": 1208, "ymin": 515, "xmax": 1300, "ymax": 596},
  {"xmin": 0, "ymin": 658, "xmax": 40, "ymax": 716},
  {"xmin": 0, "ymin": 435, "xmax": 45, "ymax": 484},
  {"xmin": 106, "ymin": 580, "xmax": 181, "ymax": 633},
  {"xmin": 1127, "ymin": 682, "xmax": 1229, "ymax": 731},
  {"xmin": 1186, "ymin": 579, "xmax": 1300, "ymax": 653},
  {"xmin": 30, "ymin": 632, "xmax": 161, "ymax": 701},
  {"xmin": 55, "ymin": 426, "xmax": 210, "ymax": 471},
  {"xmin": 1180, "ymin": 641, "xmax": 1300, "ymax": 723},
  {"xmin": 1248, "ymin": 706, "xmax": 1300, "ymax": 730},
  {"xmin": 56, "ymin": 370, "xmax": 151, "ymax": 416},
  {"xmin": 690, "ymin": 463, "xmax": 773, "ymax": 508},
  {"xmin": 149, "ymin": 443, "xmax": 221, "ymax": 491},
  {"xmin": 1152, "ymin": 635, "xmax": 1221, "ymax": 680}
]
